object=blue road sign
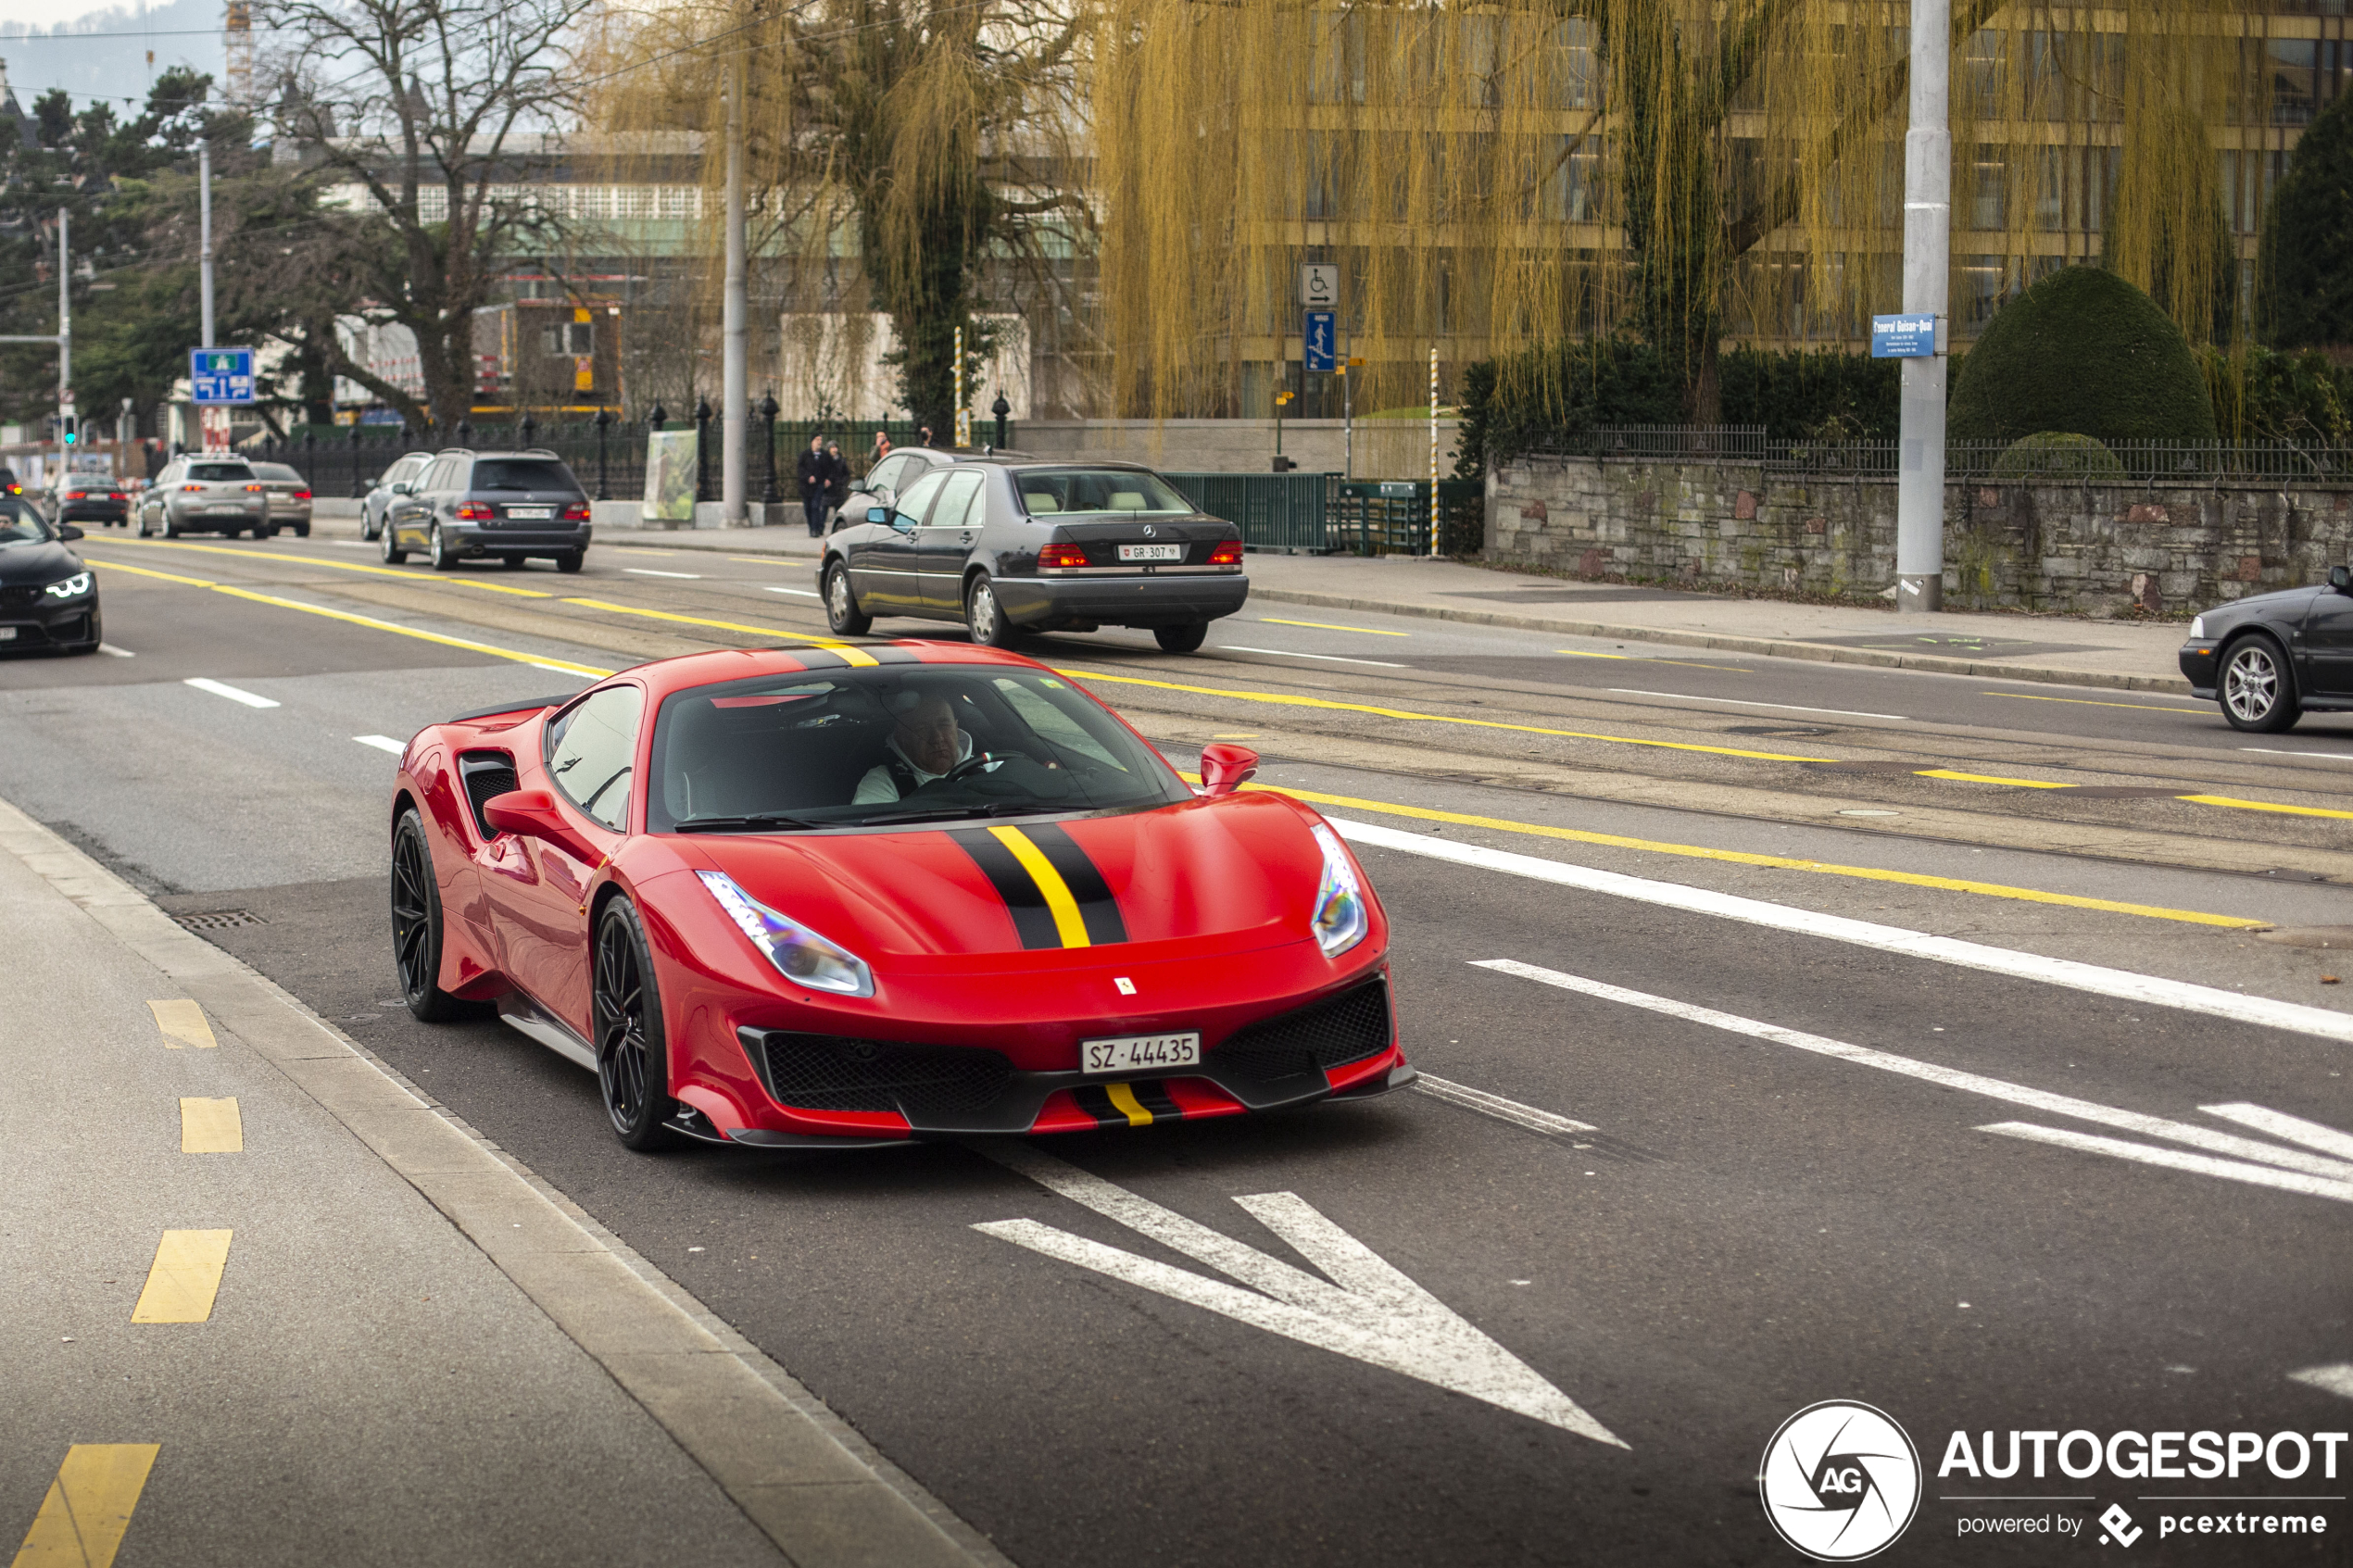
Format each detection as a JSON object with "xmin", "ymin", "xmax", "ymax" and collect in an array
[
  {"xmin": 191, "ymin": 347, "xmax": 257, "ymax": 404},
  {"xmin": 1303, "ymin": 310, "xmax": 1336, "ymax": 373},
  {"xmin": 1870, "ymin": 313, "xmax": 1938, "ymax": 359}
]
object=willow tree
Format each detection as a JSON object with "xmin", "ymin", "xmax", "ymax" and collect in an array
[
  {"xmin": 1091, "ymin": 0, "xmax": 2262, "ymax": 423},
  {"xmin": 588, "ymin": 0, "xmax": 1088, "ymax": 431}
]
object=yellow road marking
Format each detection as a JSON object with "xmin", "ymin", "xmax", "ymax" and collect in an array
[
  {"xmin": 99, "ymin": 537, "xmax": 552, "ymax": 596},
  {"xmin": 85, "ymin": 560, "xmax": 614, "ymax": 678},
  {"xmin": 130, "ymin": 1230, "xmax": 233, "ymax": 1323},
  {"xmin": 989, "ymin": 826, "xmax": 1090, "ymax": 946},
  {"xmin": 10, "ymin": 1444, "xmax": 159, "ymax": 1568},
  {"xmin": 1102, "ymin": 1082, "xmax": 1155, "ymax": 1125},
  {"xmin": 1987, "ymin": 691, "xmax": 2202, "ymax": 712},
  {"xmin": 178, "ymin": 1098, "xmax": 242, "ymax": 1154},
  {"xmin": 1914, "ymin": 769, "xmax": 2073, "ymax": 789},
  {"xmin": 2178, "ymin": 793, "xmax": 2353, "ymax": 822},
  {"xmin": 1232, "ymin": 783, "xmax": 2269, "ymax": 929},
  {"xmin": 1260, "ymin": 617, "xmax": 1412, "ymax": 636},
  {"xmin": 1055, "ymin": 666, "xmax": 1833, "ymax": 763},
  {"xmin": 1558, "ymin": 649, "xmax": 1752, "ymax": 671},
  {"xmin": 146, "ymin": 1000, "xmax": 215, "ymax": 1050},
  {"xmin": 727, "ymin": 556, "xmax": 794, "ymax": 567},
  {"xmin": 560, "ymin": 597, "xmax": 881, "ymax": 667}
]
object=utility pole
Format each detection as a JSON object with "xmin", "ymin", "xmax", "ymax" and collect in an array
[
  {"xmin": 57, "ymin": 207, "xmax": 70, "ymax": 445},
  {"xmin": 1894, "ymin": 0, "xmax": 1950, "ymax": 613},
  {"xmin": 199, "ymin": 140, "xmax": 215, "ymax": 350},
  {"xmin": 720, "ymin": 57, "xmax": 747, "ymax": 524}
]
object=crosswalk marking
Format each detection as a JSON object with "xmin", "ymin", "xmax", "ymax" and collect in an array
[{"xmin": 9, "ymin": 1444, "xmax": 159, "ymax": 1568}]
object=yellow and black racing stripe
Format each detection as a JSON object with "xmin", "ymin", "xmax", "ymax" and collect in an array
[
  {"xmin": 1072, "ymin": 1080, "xmax": 1182, "ymax": 1128},
  {"xmin": 950, "ymin": 823, "xmax": 1127, "ymax": 949}
]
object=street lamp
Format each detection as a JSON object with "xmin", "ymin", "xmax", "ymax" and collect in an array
[
  {"xmin": 758, "ymin": 393, "xmax": 780, "ymax": 504},
  {"xmin": 694, "ymin": 396, "xmax": 712, "ymax": 502},
  {"xmin": 991, "ymin": 391, "xmax": 1010, "ymax": 451},
  {"xmin": 593, "ymin": 407, "xmax": 612, "ymax": 500}
]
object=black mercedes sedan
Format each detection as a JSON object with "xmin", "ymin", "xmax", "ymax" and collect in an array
[
  {"xmin": 2177, "ymin": 566, "xmax": 2353, "ymax": 732},
  {"xmin": 817, "ymin": 456, "xmax": 1248, "ymax": 652},
  {"xmin": 0, "ymin": 496, "xmax": 99, "ymax": 655}
]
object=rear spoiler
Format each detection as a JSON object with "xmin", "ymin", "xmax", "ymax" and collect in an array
[{"xmin": 447, "ymin": 694, "xmax": 574, "ymax": 724}]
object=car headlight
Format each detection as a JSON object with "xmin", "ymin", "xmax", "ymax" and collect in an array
[
  {"xmin": 697, "ymin": 870, "xmax": 874, "ymax": 997},
  {"xmin": 2189, "ymin": 614, "xmax": 2205, "ymax": 640},
  {"xmin": 1308, "ymin": 822, "xmax": 1368, "ymax": 958},
  {"xmin": 44, "ymin": 572, "xmax": 92, "ymax": 599}
]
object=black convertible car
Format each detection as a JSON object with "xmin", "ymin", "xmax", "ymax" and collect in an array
[
  {"xmin": 2178, "ymin": 566, "xmax": 2353, "ymax": 732},
  {"xmin": 819, "ymin": 454, "xmax": 1248, "ymax": 653}
]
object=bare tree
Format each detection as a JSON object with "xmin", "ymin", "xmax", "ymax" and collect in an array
[{"xmin": 256, "ymin": 0, "xmax": 595, "ymax": 435}]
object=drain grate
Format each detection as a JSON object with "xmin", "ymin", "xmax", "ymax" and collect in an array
[{"xmin": 172, "ymin": 909, "xmax": 266, "ymax": 932}]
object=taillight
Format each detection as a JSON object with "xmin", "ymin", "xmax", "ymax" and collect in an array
[
  {"xmin": 293, "ymin": 489, "xmax": 311, "ymax": 500},
  {"xmin": 107, "ymin": 493, "xmax": 125, "ymax": 502},
  {"xmin": 1207, "ymin": 540, "xmax": 1244, "ymax": 566},
  {"xmin": 66, "ymin": 491, "xmax": 86, "ymax": 500},
  {"xmin": 454, "ymin": 501, "xmax": 495, "ymax": 520},
  {"xmin": 561, "ymin": 502, "xmax": 589, "ymax": 521},
  {"xmin": 181, "ymin": 483, "xmax": 204, "ymax": 492},
  {"xmin": 245, "ymin": 483, "xmax": 264, "ymax": 493},
  {"xmin": 1037, "ymin": 543, "xmax": 1089, "ymax": 570}
]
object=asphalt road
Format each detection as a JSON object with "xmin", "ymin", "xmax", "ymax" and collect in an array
[{"xmin": 6, "ymin": 523, "xmax": 2350, "ymax": 1565}]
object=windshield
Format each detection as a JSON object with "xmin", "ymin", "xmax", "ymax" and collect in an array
[
  {"xmin": 472, "ymin": 458, "xmax": 579, "ymax": 493},
  {"xmin": 255, "ymin": 464, "xmax": 303, "ymax": 483},
  {"xmin": 1014, "ymin": 470, "xmax": 1194, "ymax": 518},
  {"xmin": 0, "ymin": 496, "xmax": 52, "ymax": 543},
  {"xmin": 648, "ymin": 665, "xmax": 1189, "ymax": 833},
  {"xmin": 188, "ymin": 463, "xmax": 252, "ymax": 482}
]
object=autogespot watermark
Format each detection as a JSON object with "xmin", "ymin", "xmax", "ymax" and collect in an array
[{"xmin": 1760, "ymin": 1400, "xmax": 1924, "ymax": 1561}]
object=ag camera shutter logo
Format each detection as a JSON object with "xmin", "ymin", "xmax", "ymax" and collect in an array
[{"xmin": 1760, "ymin": 1400, "xmax": 1923, "ymax": 1561}]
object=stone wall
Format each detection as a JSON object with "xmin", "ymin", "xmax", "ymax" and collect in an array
[{"xmin": 1484, "ymin": 455, "xmax": 2353, "ymax": 614}]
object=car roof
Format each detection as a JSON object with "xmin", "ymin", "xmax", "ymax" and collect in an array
[
  {"xmin": 584, "ymin": 641, "xmax": 1050, "ymax": 701},
  {"xmin": 896, "ymin": 449, "xmax": 1155, "ymax": 475}
]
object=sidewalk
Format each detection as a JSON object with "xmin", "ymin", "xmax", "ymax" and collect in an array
[
  {"xmin": 594, "ymin": 525, "xmax": 2194, "ymax": 694},
  {"xmin": 0, "ymin": 795, "xmax": 993, "ymax": 1568}
]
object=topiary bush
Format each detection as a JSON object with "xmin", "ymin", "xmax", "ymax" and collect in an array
[
  {"xmin": 1991, "ymin": 431, "xmax": 2127, "ymax": 482},
  {"xmin": 2259, "ymin": 88, "xmax": 2353, "ymax": 349},
  {"xmin": 1948, "ymin": 266, "xmax": 2219, "ymax": 445}
]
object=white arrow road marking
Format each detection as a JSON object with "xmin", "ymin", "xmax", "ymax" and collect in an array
[
  {"xmin": 974, "ymin": 1144, "xmax": 1624, "ymax": 1446},
  {"xmin": 1479, "ymin": 960, "xmax": 2353, "ymax": 1202},
  {"xmin": 625, "ymin": 568, "xmax": 702, "ymax": 579},
  {"xmin": 2290, "ymin": 1364, "xmax": 2353, "ymax": 1400},
  {"xmin": 2202, "ymin": 1102, "xmax": 2353, "ymax": 1162}
]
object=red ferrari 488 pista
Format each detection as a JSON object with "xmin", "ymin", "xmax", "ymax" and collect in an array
[{"xmin": 387, "ymin": 642, "xmax": 1410, "ymax": 1148}]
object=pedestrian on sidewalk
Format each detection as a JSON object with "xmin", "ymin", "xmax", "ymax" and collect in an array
[
  {"xmin": 824, "ymin": 441, "xmax": 849, "ymax": 532},
  {"xmin": 796, "ymin": 433, "xmax": 829, "ymax": 537},
  {"xmin": 870, "ymin": 430, "xmax": 892, "ymax": 469},
  {"xmin": 918, "ymin": 425, "xmax": 934, "ymax": 449}
]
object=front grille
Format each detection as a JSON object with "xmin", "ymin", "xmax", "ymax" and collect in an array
[
  {"xmin": 757, "ymin": 1032, "xmax": 1013, "ymax": 1119},
  {"xmin": 0, "ymin": 585, "xmax": 39, "ymax": 608},
  {"xmin": 458, "ymin": 753, "xmax": 518, "ymax": 838},
  {"xmin": 1210, "ymin": 978, "xmax": 1392, "ymax": 1092}
]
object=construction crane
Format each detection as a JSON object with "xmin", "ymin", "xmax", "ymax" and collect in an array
[{"xmin": 223, "ymin": 0, "xmax": 252, "ymax": 108}]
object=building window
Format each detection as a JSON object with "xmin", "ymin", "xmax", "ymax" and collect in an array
[{"xmin": 542, "ymin": 321, "xmax": 592, "ymax": 356}]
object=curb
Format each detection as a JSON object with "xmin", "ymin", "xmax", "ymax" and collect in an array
[
  {"xmin": 1243, "ymin": 586, "xmax": 2196, "ymax": 696},
  {"xmin": 0, "ymin": 795, "xmax": 1008, "ymax": 1568}
]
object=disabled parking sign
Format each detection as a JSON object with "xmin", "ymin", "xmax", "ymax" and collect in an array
[{"xmin": 190, "ymin": 347, "xmax": 256, "ymax": 404}]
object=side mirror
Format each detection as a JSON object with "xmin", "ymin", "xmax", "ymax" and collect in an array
[
  {"xmin": 57, "ymin": 524, "xmax": 83, "ymax": 541},
  {"xmin": 1198, "ymin": 743, "xmax": 1260, "ymax": 797},
  {"xmin": 2334, "ymin": 566, "xmax": 2351, "ymax": 594},
  {"xmin": 890, "ymin": 512, "xmax": 918, "ymax": 534},
  {"xmin": 866, "ymin": 506, "xmax": 890, "ymax": 526},
  {"xmin": 482, "ymin": 789, "xmax": 598, "ymax": 863}
]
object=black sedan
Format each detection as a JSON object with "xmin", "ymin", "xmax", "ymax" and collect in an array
[
  {"xmin": 818, "ymin": 457, "xmax": 1248, "ymax": 652},
  {"xmin": 0, "ymin": 497, "xmax": 99, "ymax": 655},
  {"xmin": 2178, "ymin": 566, "xmax": 2353, "ymax": 732},
  {"xmin": 54, "ymin": 477, "xmax": 132, "ymax": 529}
]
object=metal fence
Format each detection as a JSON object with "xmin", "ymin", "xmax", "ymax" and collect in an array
[
  {"xmin": 1164, "ymin": 472, "xmax": 1483, "ymax": 556},
  {"xmin": 1529, "ymin": 425, "xmax": 2353, "ymax": 483}
]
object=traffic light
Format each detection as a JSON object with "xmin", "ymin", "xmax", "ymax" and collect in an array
[{"xmin": 60, "ymin": 413, "xmax": 76, "ymax": 446}]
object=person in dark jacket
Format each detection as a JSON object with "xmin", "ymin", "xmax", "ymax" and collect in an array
[
  {"xmin": 795, "ymin": 434, "xmax": 829, "ymax": 535},
  {"xmin": 823, "ymin": 442, "xmax": 849, "ymax": 530}
]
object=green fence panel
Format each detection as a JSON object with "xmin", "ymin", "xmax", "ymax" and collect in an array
[{"xmin": 1163, "ymin": 471, "xmax": 1340, "ymax": 552}]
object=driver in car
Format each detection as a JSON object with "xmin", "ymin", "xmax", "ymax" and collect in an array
[{"xmin": 853, "ymin": 693, "xmax": 975, "ymax": 803}]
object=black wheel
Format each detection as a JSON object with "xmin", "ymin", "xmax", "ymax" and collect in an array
[
  {"xmin": 593, "ymin": 899, "xmax": 678, "ymax": 1150},
  {"xmin": 965, "ymin": 574, "xmax": 1020, "ymax": 648},
  {"xmin": 429, "ymin": 523, "xmax": 459, "ymax": 571},
  {"xmin": 163, "ymin": 514, "xmax": 182, "ymax": 538},
  {"xmin": 249, "ymin": 523, "xmax": 272, "ymax": 540},
  {"xmin": 1154, "ymin": 621, "xmax": 1209, "ymax": 654},
  {"xmin": 137, "ymin": 511, "xmax": 154, "ymax": 536},
  {"xmin": 824, "ymin": 560, "xmax": 872, "ymax": 635},
  {"xmin": 296, "ymin": 524, "xmax": 310, "ymax": 538},
  {"xmin": 2221, "ymin": 633, "xmax": 2300, "ymax": 733},
  {"xmin": 554, "ymin": 549, "xmax": 585, "ymax": 573},
  {"xmin": 381, "ymin": 522, "xmax": 407, "ymax": 565},
  {"xmin": 362, "ymin": 514, "xmax": 381, "ymax": 542},
  {"xmin": 391, "ymin": 809, "xmax": 467, "ymax": 1022}
]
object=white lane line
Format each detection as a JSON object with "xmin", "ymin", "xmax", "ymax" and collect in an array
[
  {"xmin": 1415, "ymin": 1075, "xmax": 1598, "ymax": 1137},
  {"xmin": 96, "ymin": 643, "xmax": 134, "ymax": 658},
  {"xmin": 1218, "ymin": 645, "xmax": 1407, "ymax": 669},
  {"xmin": 1334, "ymin": 817, "xmax": 2353, "ymax": 1045},
  {"xmin": 352, "ymin": 734, "xmax": 407, "ymax": 755},
  {"xmin": 2202, "ymin": 1102, "xmax": 2353, "ymax": 1161},
  {"xmin": 626, "ymin": 568, "xmax": 703, "ymax": 579},
  {"xmin": 330, "ymin": 539, "xmax": 374, "ymax": 548},
  {"xmin": 183, "ymin": 677, "xmax": 279, "ymax": 709},
  {"xmin": 2290, "ymin": 1364, "xmax": 2353, "ymax": 1400},
  {"xmin": 975, "ymin": 1144, "xmax": 1624, "ymax": 1443},
  {"xmin": 529, "ymin": 662, "xmax": 594, "ymax": 678},
  {"xmin": 1604, "ymin": 688, "xmax": 1907, "ymax": 721},
  {"xmin": 2242, "ymin": 747, "xmax": 2353, "ymax": 762},
  {"xmin": 762, "ymin": 585, "xmax": 821, "ymax": 597},
  {"xmin": 1475, "ymin": 959, "xmax": 2353, "ymax": 1185},
  {"xmin": 1976, "ymin": 1123, "xmax": 2353, "ymax": 1204}
]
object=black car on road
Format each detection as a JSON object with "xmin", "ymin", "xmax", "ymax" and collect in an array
[
  {"xmin": 54, "ymin": 474, "xmax": 131, "ymax": 529},
  {"xmin": 2179, "ymin": 566, "xmax": 2353, "ymax": 732},
  {"xmin": 383, "ymin": 448, "xmax": 592, "ymax": 571},
  {"xmin": 0, "ymin": 496, "xmax": 98, "ymax": 655},
  {"xmin": 819, "ymin": 454, "xmax": 1247, "ymax": 652}
]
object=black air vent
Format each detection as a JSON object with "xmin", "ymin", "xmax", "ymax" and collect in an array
[
  {"xmin": 458, "ymin": 751, "xmax": 520, "ymax": 838},
  {"xmin": 1210, "ymin": 978, "xmax": 1393, "ymax": 1092}
]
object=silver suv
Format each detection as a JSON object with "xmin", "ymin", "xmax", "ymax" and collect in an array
[
  {"xmin": 138, "ymin": 456, "xmax": 267, "ymax": 538},
  {"xmin": 382, "ymin": 448, "xmax": 591, "ymax": 571}
]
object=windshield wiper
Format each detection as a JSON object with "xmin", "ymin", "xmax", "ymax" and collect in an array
[
  {"xmin": 673, "ymin": 811, "xmax": 825, "ymax": 834},
  {"xmin": 852, "ymin": 802, "xmax": 1063, "ymax": 827}
]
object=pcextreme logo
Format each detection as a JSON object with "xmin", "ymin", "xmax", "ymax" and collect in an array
[{"xmin": 1760, "ymin": 1400, "xmax": 1924, "ymax": 1562}]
